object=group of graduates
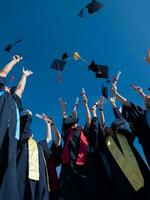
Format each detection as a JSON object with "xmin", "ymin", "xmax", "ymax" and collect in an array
[{"xmin": 0, "ymin": 55, "xmax": 150, "ymax": 200}]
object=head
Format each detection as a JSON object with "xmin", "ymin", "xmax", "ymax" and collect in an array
[
  {"xmin": 144, "ymin": 95, "xmax": 150, "ymax": 109},
  {"xmin": 24, "ymin": 109, "xmax": 32, "ymax": 116},
  {"xmin": 105, "ymin": 127, "xmax": 114, "ymax": 136}
]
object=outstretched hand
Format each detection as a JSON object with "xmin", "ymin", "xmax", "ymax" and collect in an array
[
  {"xmin": 59, "ymin": 97, "xmax": 66, "ymax": 110},
  {"xmin": 109, "ymin": 97, "xmax": 116, "ymax": 106},
  {"xmin": 22, "ymin": 67, "xmax": 33, "ymax": 77},
  {"xmin": 82, "ymin": 94, "xmax": 88, "ymax": 106},
  {"xmin": 13, "ymin": 55, "xmax": 23, "ymax": 63},
  {"xmin": 42, "ymin": 114, "xmax": 53, "ymax": 124},
  {"xmin": 99, "ymin": 96, "xmax": 104, "ymax": 107},
  {"xmin": 131, "ymin": 85, "xmax": 143, "ymax": 94}
]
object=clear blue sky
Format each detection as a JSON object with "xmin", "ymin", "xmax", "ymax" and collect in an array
[{"xmin": 0, "ymin": 0, "xmax": 150, "ymax": 161}]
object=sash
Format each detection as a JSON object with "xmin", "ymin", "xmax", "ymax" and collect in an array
[
  {"xmin": 39, "ymin": 145, "xmax": 51, "ymax": 192},
  {"xmin": 106, "ymin": 133, "xmax": 144, "ymax": 191},
  {"xmin": 28, "ymin": 137, "xmax": 39, "ymax": 181}
]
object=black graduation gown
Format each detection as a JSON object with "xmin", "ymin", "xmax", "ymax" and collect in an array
[
  {"xmin": 122, "ymin": 102, "xmax": 150, "ymax": 167},
  {"xmin": 58, "ymin": 117, "xmax": 110, "ymax": 200},
  {"xmin": 98, "ymin": 108, "xmax": 150, "ymax": 200},
  {"xmin": 0, "ymin": 76, "xmax": 23, "ymax": 200},
  {"xmin": 40, "ymin": 141, "xmax": 62, "ymax": 200},
  {"xmin": 17, "ymin": 115, "xmax": 49, "ymax": 200}
]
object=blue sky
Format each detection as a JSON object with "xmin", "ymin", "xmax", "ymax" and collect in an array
[{"xmin": 0, "ymin": 0, "xmax": 150, "ymax": 161}]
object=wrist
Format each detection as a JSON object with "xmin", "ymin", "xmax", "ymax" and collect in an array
[{"xmin": 51, "ymin": 123, "xmax": 55, "ymax": 127}]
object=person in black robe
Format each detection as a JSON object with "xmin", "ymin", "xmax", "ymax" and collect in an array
[
  {"xmin": 97, "ymin": 96, "xmax": 150, "ymax": 200},
  {"xmin": 17, "ymin": 110, "xmax": 50, "ymax": 200},
  {"xmin": 36, "ymin": 114, "xmax": 62, "ymax": 200},
  {"xmin": 112, "ymin": 83, "xmax": 150, "ymax": 167},
  {"xmin": 0, "ymin": 55, "xmax": 32, "ymax": 200},
  {"xmin": 58, "ymin": 94, "xmax": 111, "ymax": 200}
]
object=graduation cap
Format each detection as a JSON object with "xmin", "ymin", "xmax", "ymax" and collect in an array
[
  {"xmin": 50, "ymin": 52, "xmax": 69, "ymax": 81},
  {"xmin": 79, "ymin": 0, "xmax": 104, "ymax": 17},
  {"xmin": 4, "ymin": 39, "xmax": 21, "ymax": 52},
  {"xmin": 144, "ymin": 48, "xmax": 150, "ymax": 64},
  {"xmin": 89, "ymin": 60, "xmax": 108, "ymax": 78},
  {"xmin": 73, "ymin": 52, "xmax": 109, "ymax": 79},
  {"xmin": 102, "ymin": 84, "xmax": 108, "ymax": 98}
]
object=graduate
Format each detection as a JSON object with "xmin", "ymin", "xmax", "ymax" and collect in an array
[
  {"xmin": 36, "ymin": 114, "xmax": 62, "ymax": 200},
  {"xmin": 58, "ymin": 92, "xmax": 110, "ymax": 200},
  {"xmin": 0, "ymin": 55, "xmax": 32, "ymax": 200},
  {"xmin": 17, "ymin": 110, "xmax": 50, "ymax": 200},
  {"xmin": 96, "ymin": 96, "xmax": 150, "ymax": 200},
  {"xmin": 111, "ymin": 83, "xmax": 150, "ymax": 167}
]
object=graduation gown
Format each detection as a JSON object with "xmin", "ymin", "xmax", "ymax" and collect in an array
[
  {"xmin": 41, "ymin": 141, "xmax": 62, "ymax": 200},
  {"xmin": 122, "ymin": 102, "xmax": 150, "ymax": 167},
  {"xmin": 0, "ymin": 76, "xmax": 23, "ymax": 200},
  {"xmin": 58, "ymin": 117, "xmax": 110, "ymax": 200},
  {"xmin": 99, "ymin": 107, "xmax": 150, "ymax": 200},
  {"xmin": 17, "ymin": 114, "xmax": 49, "ymax": 200}
]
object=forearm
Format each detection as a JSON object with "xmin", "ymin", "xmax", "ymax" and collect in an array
[
  {"xmin": 100, "ymin": 109, "xmax": 105, "ymax": 129},
  {"xmin": 114, "ymin": 92, "xmax": 130, "ymax": 106},
  {"xmin": 84, "ymin": 104, "xmax": 91, "ymax": 126},
  {"xmin": 0, "ymin": 60, "xmax": 17, "ymax": 77},
  {"xmin": 15, "ymin": 74, "xmax": 27, "ymax": 98},
  {"xmin": 46, "ymin": 123, "xmax": 52, "ymax": 144},
  {"xmin": 51, "ymin": 125, "xmax": 61, "ymax": 147}
]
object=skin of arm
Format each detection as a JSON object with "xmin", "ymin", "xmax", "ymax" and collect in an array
[
  {"xmin": 111, "ymin": 84, "xmax": 130, "ymax": 107},
  {"xmin": 99, "ymin": 96, "xmax": 106, "ymax": 129},
  {"xmin": 42, "ymin": 114, "xmax": 61, "ymax": 147},
  {"xmin": 15, "ymin": 67, "xmax": 33, "ymax": 98},
  {"xmin": 91, "ymin": 104, "xmax": 97, "ymax": 118},
  {"xmin": 0, "ymin": 55, "xmax": 22, "ymax": 77},
  {"xmin": 59, "ymin": 97, "xmax": 68, "ymax": 118},
  {"xmin": 131, "ymin": 85, "xmax": 146, "ymax": 99},
  {"xmin": 82, "ymin": 94, "xmax": 91, "ymax": 126},
  {"xmin": 41, "ymin": 114, "xmax": 52, "ymax": 144}
]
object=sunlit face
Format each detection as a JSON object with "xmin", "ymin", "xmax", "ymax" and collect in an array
[{"xmin": 144, "ymin": 96, "xmax": 150, "ymax": 109}]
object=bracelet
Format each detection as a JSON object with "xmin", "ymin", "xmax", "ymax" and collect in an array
[{"xmin": 99, "ymin": 108, "xmax": 103, "ymax": 111}]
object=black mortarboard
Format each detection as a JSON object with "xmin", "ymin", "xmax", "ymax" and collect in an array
[
  {"xmin": 62, "ymin": 52, "xmax": 70, "ymax": 61},
  {"xmin": 148, "ymin": 88, "xmax": 150, "ymax": 91},
  {"xmin": 79, "ymin": 0, "xmax": 104, "ymax": 17},
  {"xmin": 4, "ymin": 39, "xmax": 21, "ymax": 52},
  {"xmin": 102, "ymin": 84, "xmax": 108, "ymax": 98},
  {"xmin": 51, "ymin": 59, "xmax": 66, "ymax": 72},
  {"xmin": 50, "ymin": 53, "xmax": 70, "ymax": 81},
  {"xmin": 88, "ymin": 60, "xmax": 108, "ymax": 79}
]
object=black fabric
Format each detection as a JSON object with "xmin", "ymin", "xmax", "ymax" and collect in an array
[
  {"xmin": 0, "ymin": 87, "xmax": 21, "ymax": 200},
  {"xmin": 20, "ymin": 114, "xmax": 33, "ymax": 141},
  {"xmin": 122, "ymin": 102, "xmax": 150, "ymax": 167},
  {"xmin": 58, "ymin": 117, "xmax": 111, "ymax": 200},
  {"xmin": 17, "ymin": 115, "xmax": 49, "ymax": 200},
  {"xmin": 0, "ymin": 76, "xmax": 6, "ymax": 90},
  {"xmin": 98, "ymin": 114, "xmax": 150, "ymax": 200}
]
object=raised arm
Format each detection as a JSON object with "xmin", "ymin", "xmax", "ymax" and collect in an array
[
  {"xmin": 0, "ymin": 55, "xmax": 22, "ymax": 77},
  {"xmin": 59, "ymin": 97, "xmax": 68, "ymax": 118},
  {"xmin": 15, "ymin": 67, "xmax": 33, "ymax": 98},
  {"xmin": 131, "ymin": 85, "xmax": 146, "ymax": 99},
  {"xmin": 82, "ymin": 92, "xmax": 91, "ymax": 126},
  {"xmin": 42, "ymin": 114, "xmax": 61, "ymax": 147},
  {"xmin": 111, "ymin": 84, "xmax": 130, "ymax": 107},
  {"xmin": 99, "ymin": 96, "xmax": 106, "ymax": 129},
  {"xmin": 39, "ymin": 114, "xmax": 52, "ymax": 144}
]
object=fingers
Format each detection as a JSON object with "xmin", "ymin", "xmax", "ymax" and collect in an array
[{"xmin": 13, "ymin": 55, "xmax": 23, "ymax": 62}]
